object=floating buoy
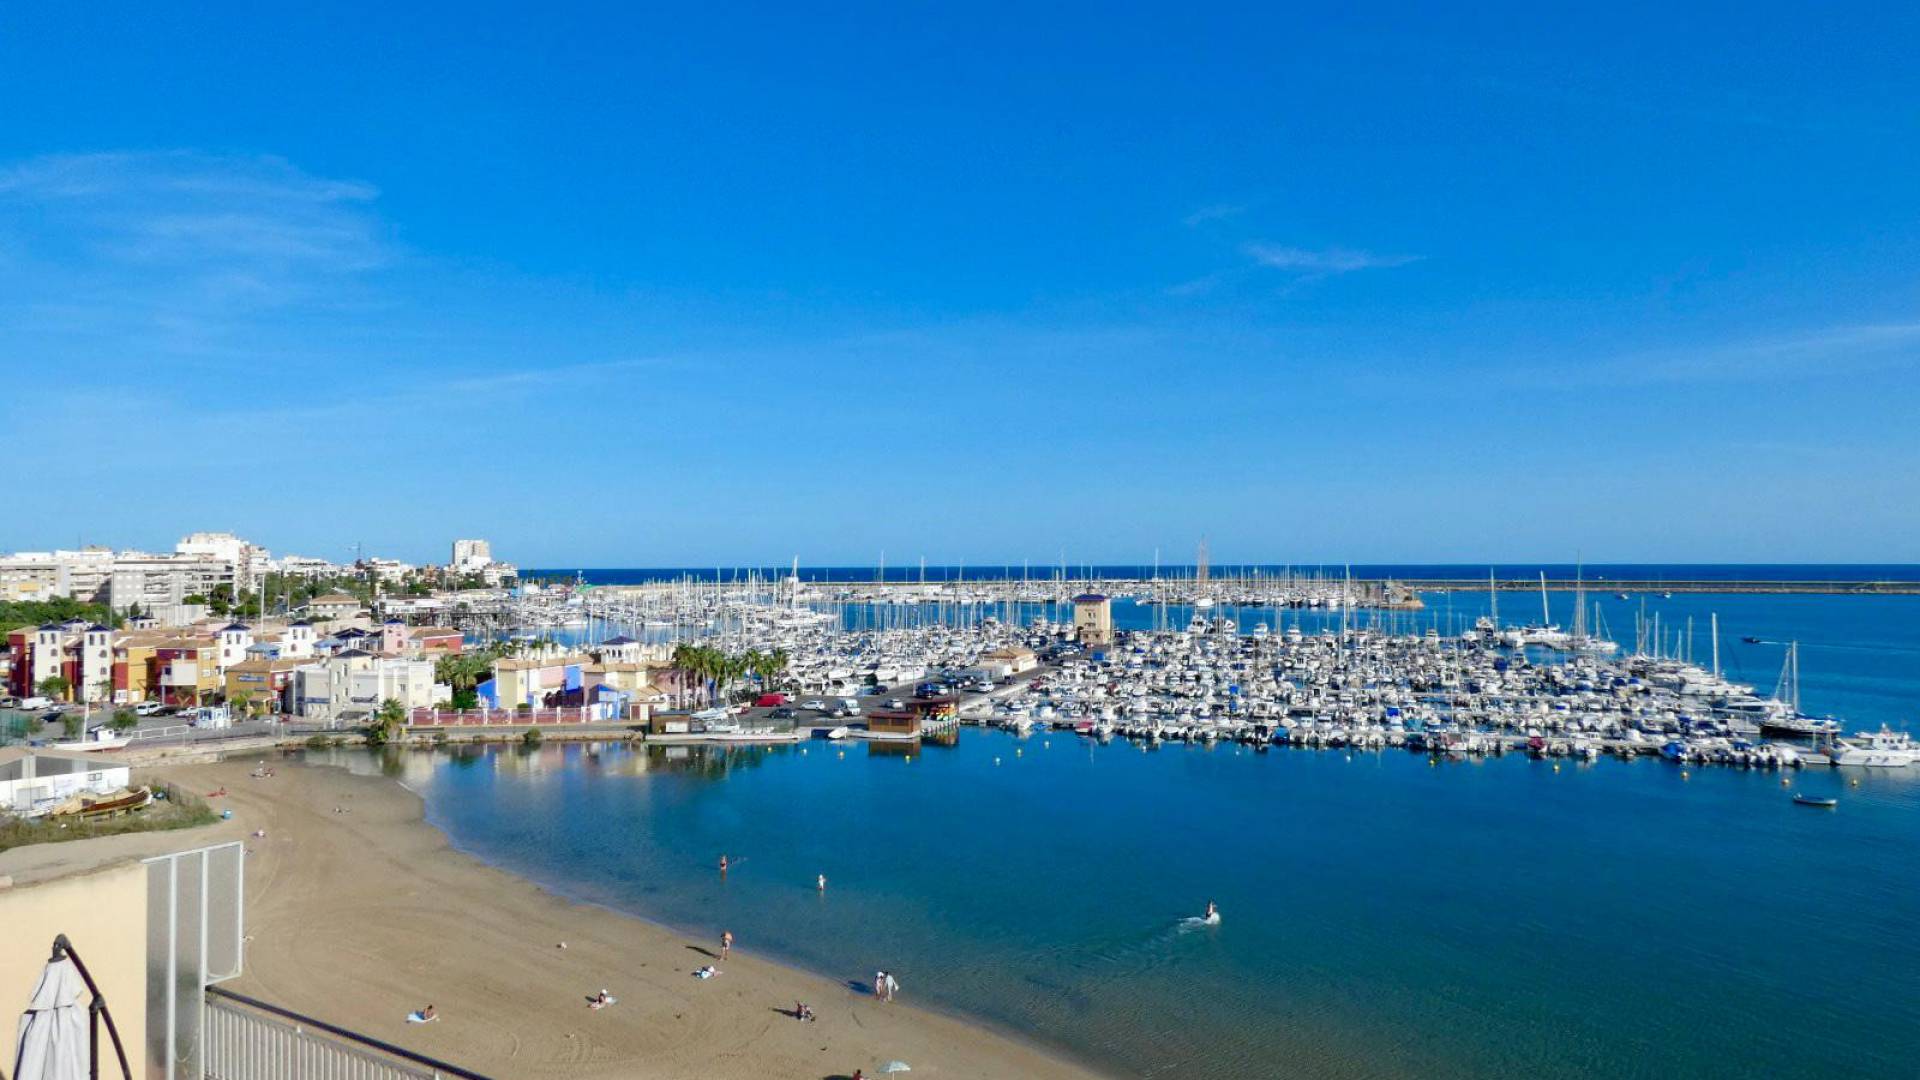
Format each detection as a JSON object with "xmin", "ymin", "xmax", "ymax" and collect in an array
[
  {"xmin": 1851, "ymin": 778, "xmax": 1860, "ymax": 787},
  {"xmin": 1552, "ymin": 764, "xmax": 1561, "ymax": 773},
  {"xmin": 1043, "ymin": 740, "xmax": 1050, "ymax": 748},
  {"xmin": 1681, "ymin": 770, "xmax": 1690, "ymax": 780},
  {"xmin": 1781, "ymin": 777, "xmax": 1791, "ymax": 786},
  {"xmin": 1016, "ymin": 748, "xmax": 1022, "ymax": 757},
  {"xmin": 994, "ymin": 757, "xmax": 1001, "ymax": 766},
  {"xmin": 837, "ymin": 751, "xmax": 845, "ymax": 759},
  {"xmin": 1429, "ymin": 758, "xmax": 1437, "ymax": 767}
]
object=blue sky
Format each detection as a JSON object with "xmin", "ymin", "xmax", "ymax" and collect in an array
[{"xmin": 2, "ymin": 3, "xmax": 1916, "ymax": 566}]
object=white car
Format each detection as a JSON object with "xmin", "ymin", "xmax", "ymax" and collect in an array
[
  {"xmin": 801, "ymin": 699, "xmax": 828, "ymax": 711},
  {"xmin": 134, "ymin": 701, "xmax": 167, "ymax": 716}
]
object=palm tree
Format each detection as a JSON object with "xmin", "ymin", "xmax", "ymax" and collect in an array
[
  {"xmin": 760, "ymin": 648, "xmax": 789, "ymax": 691},
  {"xmin": 367, "ymin": 697, "xmax": 407, "ymax": 745},
  {"xmin": 436, "ymin": 653, "xmax": 491, "ymax": 709}
]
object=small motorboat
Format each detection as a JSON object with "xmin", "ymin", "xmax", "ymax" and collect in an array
[
  {"xmin": 826, "ymin": 726, "xmax": 849, "ymax": 740},
  {"xmin": 1792, "ymin": 794, "xmax": 1838, "ymax": 808}
]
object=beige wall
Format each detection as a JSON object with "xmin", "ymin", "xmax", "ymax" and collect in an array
[{"xmin": 0, "ymin": 860, "xmax": 148, "ymax": 1079}]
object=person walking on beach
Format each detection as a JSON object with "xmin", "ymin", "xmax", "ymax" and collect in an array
[
  {"xmin": 884, "ymin": 971, "xmax": 898, "ymax": 1002},
  {"xmin": 720, "ymin": 930, "xmax": 733, "ymax": 960},
  {"xmin": 874, "ymin": 970, "xmax": 887, "ymax": 1001}
]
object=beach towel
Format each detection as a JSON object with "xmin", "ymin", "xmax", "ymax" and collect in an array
[
  {"xmin": 693, "ymin": 966, "xmax": 718, "ymax": 979},
  {"xmin": 406, "ymin": 1012, "xmax": 437, "ymax": 1024}
]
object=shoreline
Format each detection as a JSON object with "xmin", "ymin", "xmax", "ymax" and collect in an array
[
  {"xmin": 417, "ymin": 804, "xmax": 1114, "ymax": 1079},
  {"xmin": 172, "ymin": 753, "xmax": 1107, "ymax": 1080}
]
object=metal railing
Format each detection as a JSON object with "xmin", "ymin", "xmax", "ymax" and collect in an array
[
  {"xmin": 48, "ymin": 934, "xmax": 135, "ymax": 1080},
  {"xmin": 205, "ymin": 988, "xmax": 491, "ymax": 1080}
]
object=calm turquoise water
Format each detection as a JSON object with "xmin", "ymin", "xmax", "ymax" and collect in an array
[
  {"xmin": 388, "ymin": 738, "xmax": 1920, "ymax": 1079},
  {"xmin": 382, "ymin": 591, "xmax": 1920, "ymax": 1078}
]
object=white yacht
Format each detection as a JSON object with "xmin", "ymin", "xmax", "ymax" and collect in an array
[{"xmin": 1832, "ymin": 727, "xmax": 1917, "ymax": 768}]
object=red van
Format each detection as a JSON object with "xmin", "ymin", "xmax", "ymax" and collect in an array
[{"xmin": 754, "ymin": 692, "xmax": 790, "ymax": 708}]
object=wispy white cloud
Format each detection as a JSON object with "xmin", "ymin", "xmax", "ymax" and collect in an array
[
  {"xmin": 1182, "ymin": 203, "xmax": 1247, "ymax": 227},
  {"xmin": 1241, "ymin": 242, "xmax": 1423, "ymax": 275},
  {"xmin": 0, "ymin": 150, "xmax": 393, "ymax": 360},
  {"xmin": 1593, "ymin": 321, "xmax": 1920, "ymax": 385}
]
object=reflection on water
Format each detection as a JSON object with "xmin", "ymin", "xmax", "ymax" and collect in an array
[{"xmin": 299, "ymin": 730, "xmax": 1920, "ymax": 1080}]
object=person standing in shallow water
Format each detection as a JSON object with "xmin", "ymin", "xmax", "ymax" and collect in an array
[
  {"xmin": 720, "ymin": 930, "xmax": 733, "ymax": 960},
  {"xmin": 718, "ymin": 854, "xmax": 728, "ymax": 875}
]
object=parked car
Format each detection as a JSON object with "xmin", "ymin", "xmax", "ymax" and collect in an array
[
  {"xmin": 886, "ymin": 698, "xmax": 906, "ymax": 709},
  {"xmin": 754, "ymin": 692, "xmax": 791, "ymax": 708},
  {"xmin": 769, "ymin": 707, "xmax": 796, "ymax": 720},
  {"xmin": 18, "ymin": 696, "xmax": 52, "ymax": 710},
  {"xmin": 134, "ymin": 701, "xmax": 167, "ymax": 716},
  {"xmin": 800, "ymin": 699, "xmax": 828, "ymax": 711}
]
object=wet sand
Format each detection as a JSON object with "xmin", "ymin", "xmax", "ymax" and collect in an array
[{"xmin": 185, "ymin": 755, "xmax": 1102, "ymax": 1080}]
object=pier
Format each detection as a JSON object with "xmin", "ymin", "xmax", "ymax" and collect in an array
[{"xmin": 1401, "ymin": 578, "xmax": 1920, "ymax": 596}]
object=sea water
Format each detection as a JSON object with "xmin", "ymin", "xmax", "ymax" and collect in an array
[
  {"xmin": 378, "ymin": 583, "xmax": 1920, "ymax": 1077},
  {"xmin": 382, "ymin": 735, "xmax": 1919, "ymax": 1079}
]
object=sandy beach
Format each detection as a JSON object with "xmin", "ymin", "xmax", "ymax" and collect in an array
[{"xmin": 165, "ymin": 754, "xmax": 1103, "ymax": 1080}]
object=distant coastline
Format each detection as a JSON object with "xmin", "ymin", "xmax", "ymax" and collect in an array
[{"xmin": 527, "ymin": 563, "xmax": 1920, "ymax": 589}]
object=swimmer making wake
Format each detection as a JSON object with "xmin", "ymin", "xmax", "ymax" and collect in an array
[{"xmin": 1179, "ymin": 901, "xmax": 1221, "ymax": 930}]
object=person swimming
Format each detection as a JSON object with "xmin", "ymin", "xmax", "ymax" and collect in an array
[{"xmin": 1203, "ymin": 901, "xmax": 1220, "ymax": 924}]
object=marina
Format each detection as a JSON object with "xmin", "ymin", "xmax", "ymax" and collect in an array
[{"xmin": 455, "ymin": 568, "xmax": 1916, "ymax": 778}]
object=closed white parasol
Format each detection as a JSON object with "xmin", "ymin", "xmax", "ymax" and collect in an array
[{"xmin": 12, "ymin": 955, "xmax": 88, "ymax": 1080}]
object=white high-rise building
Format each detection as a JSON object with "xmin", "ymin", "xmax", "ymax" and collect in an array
[
  {"xmin": 0, "ymin": 548, "xmax": 115, "ymax": 603},
  {"xmin": 176, "ymin": 532, "xmax": 270, "ymax": 591},
  {"xmin": 451, "ymin": 539, "xmax": 493, "ymax": 572}
]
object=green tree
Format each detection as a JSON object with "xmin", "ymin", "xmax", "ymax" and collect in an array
[
  {"xmin": 435, "ymin": 653, "xmax": 492, "ymax": 710},
  {"xmin": 366, "ymin": 698, "xmax": 408, "ymax": 746},
  {"xmin": 36, "ymin": 675, "xmax": 71, "ymax": 701},
  {"xmin": 61, "ymin": 714, "xmax": 82, "ymax": 739},
  {"xmin": 110, "ymin": 709, "xmax": 139, "ymax": 733}
]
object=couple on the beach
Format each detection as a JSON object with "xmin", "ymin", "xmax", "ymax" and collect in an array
[{"xmin": 872, "ymin": 970, "xmax": 898, "ymax": 1002}]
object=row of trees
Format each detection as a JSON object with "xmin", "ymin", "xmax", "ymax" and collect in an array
[
  {"xmin": 0, "ymin": 598, "xmax": 114, "ymax": 629},
  {"xmin": 668, "ymin": 644, "xmax": 790, "ymax": 706}
]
